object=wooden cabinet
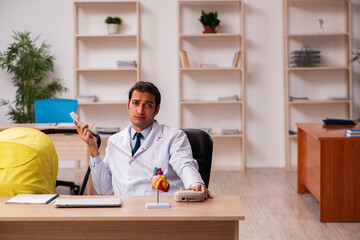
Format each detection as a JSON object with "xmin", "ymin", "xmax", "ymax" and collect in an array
[
  {"xmin": 283, "ymin": 0, "xmax": 352, "ymax": 169},
  {"xmin": 74, "ymin": 0, "xmax": 140, "ymax": 129},
  {"xmin": 178, "ymin": 0, "xmax": 245, "ymax": 170}
]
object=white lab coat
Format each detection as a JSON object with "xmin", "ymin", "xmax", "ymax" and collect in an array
[{"xmin": 91, "ymin": 121, "xmax": 204, "ymax": 195}]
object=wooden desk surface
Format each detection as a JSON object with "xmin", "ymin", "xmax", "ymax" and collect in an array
[
  {"xmin": 296, "ymin": 123, "xmax": 360, "ymax": 140},
  {"xmin": 0, "ymin": 195, "xmax": 244, "ymax": 221}
]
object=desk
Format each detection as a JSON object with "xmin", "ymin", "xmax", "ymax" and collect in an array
[
  {"xmin": 0, "ymin": 195, "xmax": 244, "ymax": 240},
  {"xmin": 297, "ymin": 123, "xmax": 360, "ymax": 222}
]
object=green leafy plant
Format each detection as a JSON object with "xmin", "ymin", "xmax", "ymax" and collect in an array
[
  {"xmin": 105, "ymin": 16, "xmax": 122, "ymax": 25},
  {"xmin": 351, "ymin": 50, "xmax": 360, "ymax": 63},
  {"xmin": 199, "ymin": 10, "xmax": 220, "ymax": 27},
  {"xmin": 0, "ymin": 31, "xmax": 67, "ymax": 123}
]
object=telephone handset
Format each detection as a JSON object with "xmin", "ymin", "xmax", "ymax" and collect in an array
[{"xmin": 70, "ymin": 112, "xmax": 98, "ymax": 135}]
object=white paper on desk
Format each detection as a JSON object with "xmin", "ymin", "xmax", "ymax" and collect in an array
[{"xmin": 5, "ymin": 194, "xmax": 59, "ymax": 204}]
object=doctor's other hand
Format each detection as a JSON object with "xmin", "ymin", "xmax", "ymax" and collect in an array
[
  {"xmin": 74, "ymin": 120, "xmax": 99, "ymax": 157},
  {"xmin": 186, "ymin": 184, "xmax": 213, "ymax": 199}
]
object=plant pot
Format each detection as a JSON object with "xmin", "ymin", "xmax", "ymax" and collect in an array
[
  {"xmin": 107, "ymin": 24, "xmax": 119, "ymax": 34},
  {"xmin": 202, "ymin": 25, "xmax": 217, "ymax": 34}
]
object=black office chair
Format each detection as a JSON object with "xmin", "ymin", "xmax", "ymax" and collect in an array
[
  {"xmin": 40, "ymin": 129, "xmax": 101, "ymax": 195},
  {"xmin": 78, "ymin": 128, "xmax": 213, "ymax": 194},
  {"xmin": 182, "ymin": 129, "xmax": 213, "ymax": 188}
]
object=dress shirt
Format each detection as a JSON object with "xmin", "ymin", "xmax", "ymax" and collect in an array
[{"xmin": 130, "ymin": 126, "xmax": 152, "ymax": 151}]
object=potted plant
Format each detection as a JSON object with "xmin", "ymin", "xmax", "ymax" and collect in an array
[
  {"xmin": 351, "ymin": 50, "xmax": 360, "ymax": 63},
  {"xmin": 199, "ymin": 10, "xmax": 221, "ymax": 34},
  {"xmin": 0, "ymin": 31, "xmax": 67, "ymax": 123},
  {"xmin": 105, "ymin": 16, "xmax": 122, "ymax": 34}
]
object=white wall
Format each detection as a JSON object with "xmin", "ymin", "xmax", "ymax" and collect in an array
[{"xmin": 1, "ymin": 0, "xmax": 360, "ymax": 168}]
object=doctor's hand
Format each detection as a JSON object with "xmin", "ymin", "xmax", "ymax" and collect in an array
[
  {"xmin": 74, "ymin": 120, "xmax": 99, "ymax": 157},
  {"xmin": 186, "ymin": 184, "xmax": 213, "ymax": 200}
]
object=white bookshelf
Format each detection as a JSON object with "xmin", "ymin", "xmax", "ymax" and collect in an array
[
  {"xmin": 283, "ymin": 0, "xmax": 352, "ymax": 169},
  {"xmin": 74, "ymin": 0, "xmax": 140, "ymax": 129},
  {"xmin": 178, "ymin": 0, "xmax": 245, "ymax": 170}
]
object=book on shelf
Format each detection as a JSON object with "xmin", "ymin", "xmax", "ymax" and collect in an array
[
  {"xmin": 5, "ymin": 194, "xmax": 59, "ymax": 204},
  {"xmin": 117, "ymin": 60, "xmax": 137, "ymax": 68},
  {"xmin": 221, "ymin": 128, "xmax": 240, "ymax": 135},
  {"xmin": 200, "ymin": 64, "xmax": 218, "ymax": 68},
  {"xmin": 78, "ymin": 94, "xmax": 96, "ymax": 103},
  {"xmin": 95, "ymin": 126, "xmax": 120, "ymax": 135},
  {"xmin": 289, "ymin": 130, "xmax": 297, "ymax": 135},
  {"xmin": 327, "ymin": 96, "xmax": 349, "ymax": 100},
  {"xmin": 181, "ymin": 98, "xmax": 200, "ymax": 102},
  {"xmin": 218, "ymin": 95, "xmax": 239, "ymax": 102},
  {"xmin": 289, "ymin": 96, "xmax": 309, "ymax": 101},
  {"xmin": 232, "ymin": 50, "xmax": 242, "ymax": 68},
  {"xmin": 180, "ymin": 50, "xmax": 190, "ymax": 68}
]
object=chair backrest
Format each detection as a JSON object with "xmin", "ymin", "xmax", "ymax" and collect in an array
[
  {"xmin": 34, "ymin": 99, "xmax": 78, "ymax": 123},
  {"xmin": 182, "ymin": 129, "xmax": 213, "ymax": 188}
]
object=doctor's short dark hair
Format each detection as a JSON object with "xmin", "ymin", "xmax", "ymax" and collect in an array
[{"xmin": 128, "ymin": 81, "xmax": 161, "ymax": 109}]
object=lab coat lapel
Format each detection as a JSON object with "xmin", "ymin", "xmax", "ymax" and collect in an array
[
  {"xmin": 134, "ymin": 121, "xmax": 163, "ymax": 156},
  {"xmin": 116, "ymin": 124, "xmax": 132, "ymax": 155}
]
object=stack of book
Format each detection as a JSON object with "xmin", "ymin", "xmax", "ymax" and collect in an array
[
  {"xmin": 345, "ymin": 129, "xmax": 360, "ymax": 137},
  {"xmin": 221, "ymin": 128, "xmax": 240, "ymax": 135},
  {"xmin": 218, "ymin": 95, "xmax": 239, "ymax": 102},
  {"xmin": 95, "ymin": 126, "xmax": 120, "ymax": 135},
  {"xmin": 289, "ymin": 96, "xmax": 309, "ymax": 101},
  {"xmin": 117, "ymin": 60, "xmax": 137, "ymax": 68},
  {"xmin": 78, "ymin": 94, "xmax": 96, "ymax": 103}
]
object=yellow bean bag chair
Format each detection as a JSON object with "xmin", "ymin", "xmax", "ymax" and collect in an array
[{"xmin": 0, "ymin": 128, "xmax": 58, "ymax": 195}]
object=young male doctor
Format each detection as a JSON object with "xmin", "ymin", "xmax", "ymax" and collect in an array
[{"xmin": 75, "ymin": 81, "xmax": 212, "ymax": 199}]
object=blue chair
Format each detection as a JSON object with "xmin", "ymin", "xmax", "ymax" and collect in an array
[{"xmin": 34, "ymin": 99, "xmax": 78, "ymax": 123}]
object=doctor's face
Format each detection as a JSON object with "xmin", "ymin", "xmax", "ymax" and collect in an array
[{"xmin": 127, "ymin": 90, "xmax": 160, "ymax": 132}]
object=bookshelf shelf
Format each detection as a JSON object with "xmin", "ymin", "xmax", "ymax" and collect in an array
[
  {"xmin": 180, "ymin": 33, "xmax": 242, "ymax": 38},
  {"xmin": 287, "ymin": 99, "xmax": 351, "ymax": 105},
  {"xmin": 178, "ymin": 0, "xmax": 245, "ymax": 170},
  {"xmin": 287, "ymin": 33, "xmax": 349, "ymax": 38},
  {"xmin": 287, "ymin": 66, "xmax": 349, "ymax": 71},
  {"xmin": 75, "ymin": 34, "xmax": 137, "ymax": 38},
  {"xmin": 180, "ymin": 67, "xmax": 241, "ymax": 71},
  {"xmin": 76, "ymin": 68, "xmax": 138, "ymax": 72},
  {"xmin": 288, "ymin": 134, "xmax": 298, "ymax": 139},
  {"xmin": 283, "ymin": 0, "xmax": 352, "ymax": 169},
  {"xmin": 78, "ymin": 101, "xmax": 127, "ymax": 106},
  {"xmin": 180, "ymin": 100, "xmax": 242, "ymax": 105},
  {"xmin": 211, "ymin": 134, "xmax": 243, "ymax": 138},
  {"xmin": 179, "ymin": 0, "xmax": 241, "ymax": 2},
  {"xmin": 74, "ymin": 0, "xmax": 140, "ymax": 127}
]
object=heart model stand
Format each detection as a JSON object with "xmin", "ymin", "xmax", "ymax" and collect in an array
[{"xmin": 146, "ymin": 168, "xmax": 170, "ymax": 209}]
